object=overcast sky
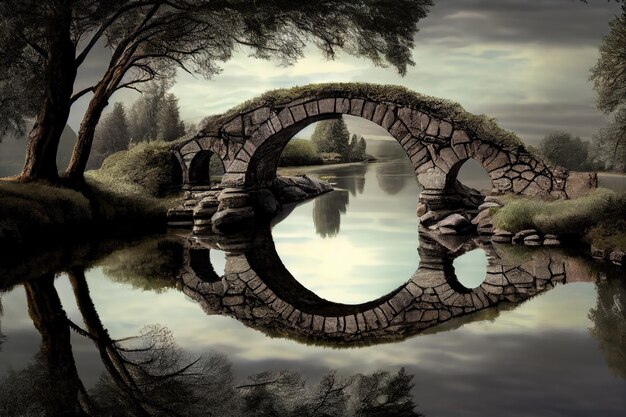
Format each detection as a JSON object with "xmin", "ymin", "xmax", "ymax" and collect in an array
[{"xmin": 68, "ymin": 0, "xmax": 623, "ymax": 145}]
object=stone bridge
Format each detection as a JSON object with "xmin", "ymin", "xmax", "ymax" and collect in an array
[
  {"xmin": 176, "ymin": 228, "xmax": 599, "ymax": 345},
  {"xmin": 170, "ymin": 83, "xmax": 597, "ymax": 232}
]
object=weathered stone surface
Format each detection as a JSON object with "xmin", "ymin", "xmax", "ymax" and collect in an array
[
  {"xmin": 565, "ymin": 172, "xmax": 597, "ymax": 198},
  {"xmin": 543, "ymin": 238, "xmax": 561, "ymax": 247},
  {"xmin": 478, "ymin": 201, "xmax": 501, "ymax": 211},
  {"xmin": 436, "ymin": 213, "xmax": 470, "ymax": 230}
]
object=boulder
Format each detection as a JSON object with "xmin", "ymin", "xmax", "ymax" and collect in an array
[
  {"xmin": 436, "ymin": 213, "xmax": 470, "ymax": 230},
  {"xmin": 478, "ymin": 201, "xmax": 501, "ymax": 211},
  {"xmin": 211, "ymin": 207, "xmax": 255, "ymax": 233},
  {"xmin": 513, "ymin": 229, "xmax": 538, "ymax": 244},
  {"xmin": 543, "ymin": 238, "xmax": 561, "ymax": 247}
]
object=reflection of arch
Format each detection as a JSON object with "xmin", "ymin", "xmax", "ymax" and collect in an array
[{"xmin": 177, "ymin": 226, "xmax": 598, "ymax": 346}]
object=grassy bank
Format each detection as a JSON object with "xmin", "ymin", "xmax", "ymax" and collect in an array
[
  {"xmin": 0, "ymin": 141, "xmax": 183, "ymax": 250},
  {"xmin": 491, "ymin": 188, "xmax": 626, "ymax": 250}
]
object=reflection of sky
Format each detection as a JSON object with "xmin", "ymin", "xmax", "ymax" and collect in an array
[{"xmin": 272, "ymin": 162, "xmax": 421, "ymax": 304}]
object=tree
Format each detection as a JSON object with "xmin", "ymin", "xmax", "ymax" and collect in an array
[
  {"xmin": 590, "ymin": 5, "xmax": 626, "ymax": 114},
  {"xmin": 62, "ymin": 0, "xmax": 433, "ymax": 182},
  {"xmin": 89, "ymin": 102, "xmax": 130, "ymax": 169},
  {"xmin": 312, "ymin": 118, "xmax": 351, "ymax": 160},
  {"xmin": 157, "ymin": 93, "xmax": 186, "ymax": 141},
  {"xmin": 1, "ymin": 0, "xmax": 77, "ymax": 181},
  {"xmin": 538, "ymin": 131, "xmax": 589, "ymax": 170},
  {"xmin": 590, "ymin": 108, "xmax": 626, "ymax": 172},
  {"xmin": 128, "ymin": 80, "xmax": 171, "ymax": 143},
  {"xmin": 590, "ymin": 5, "xmax": 626, "ymax": 172},
  {"xmin": 349, "ymin": 134, "xmax": 367, "ymax": 162}
]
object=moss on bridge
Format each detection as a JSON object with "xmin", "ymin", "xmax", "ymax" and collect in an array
[{"xmin": 202, "ymin": 82, "xmax": 528, "ymax": 152}]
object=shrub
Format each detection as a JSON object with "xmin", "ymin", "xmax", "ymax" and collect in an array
[
  {"xmin": 278, "ymin": 139, "xmax": 323, "ymax": 166},
  {"xmin": 492, "ymin": 188, "xmax": 626, "ymax": 240},
  {"xmin": 89, "ymin": 140, "xmax": 182, "ymax": 198}
]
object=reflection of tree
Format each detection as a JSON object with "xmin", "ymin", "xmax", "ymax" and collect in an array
[
  {"xmin": 237, "ymin": 368, "xmax": 423, "ymax": 417},
  {"xmin": 0, "ymin": 271, "xmax": 425, "ymax": 416},
  {"xmin": 375, "ymin": 162, "xmax": 410, "ymax": 195},
  {"xmin": 589, "ymin": 278, "xmax": 626, "ymax": 379},
  {"xmin": 313, "ymin": 190, "xmax": 349, "ymax": 238},
  {"xmin": 0, "ymin": 298, "xmax": 6, "ymax": 350},
  {"xmin": 100, "ymin": 238, "xmax": 184, "ymax": 293},
  {"xmin": 333, "ymin": 164, "xmax": 367, "ymax": 196},
  {"xmin": 0, "ymin": 275, "xmax": 94, "ymax": 416}
]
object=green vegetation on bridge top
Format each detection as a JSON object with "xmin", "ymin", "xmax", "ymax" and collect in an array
[{"xmin": 202, "ymin": 82, "xmax": 528, "ymax": 153}]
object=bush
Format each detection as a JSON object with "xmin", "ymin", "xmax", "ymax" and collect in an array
[
  {"xmin": 89, "ymin": 140, "xmax": 182, "ymax": 198},
  {"xmin": 492, "ymin": 188, "xmax": 626, "ymax": 242},
  {"xmin": 278, "ymin": 139, "xmax": 323, "ymax": 166}
]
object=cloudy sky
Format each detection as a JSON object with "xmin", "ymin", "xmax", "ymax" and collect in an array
[{"xmin": 68, "ymin": 0, "xmax": 623, "ymax": 145}]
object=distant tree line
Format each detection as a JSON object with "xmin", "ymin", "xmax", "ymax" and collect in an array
[{"xmin": 88, "ymin": 80, "xmax": 186, "ymax": 169}]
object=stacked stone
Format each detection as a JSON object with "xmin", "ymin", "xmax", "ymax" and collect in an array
[{"xmin": 491, "ymin": 228, "xmax": 562, "ymax": 247}]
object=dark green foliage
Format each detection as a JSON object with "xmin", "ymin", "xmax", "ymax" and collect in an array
[
  {"xmin": 539, "ymin": 131, "xmax": 589, "ymax": 170},
  {"xmin": 312, "ymin": 118, "xmax": 350, "ymax": 159},
  {"xmin": 89, "ymin": 102, "xmax": 130, "ymax": 170},
  {"xmin": 100, "ymin": 238, "xmax": 184, "ymax": 293},
  {"xmin": 590, "ymin": 6, "xmax": 626, "ymax": 173},
  {"xmin": 278, "ymin": 139, "xmax": 323, "ymax": 166},
  {"xmin": 349, "ymin": 135, "xmax": 368, "ymax": 162},
  {"xmin": 590, "ymin": 108, "xmax": 626, "ymax": 172},
  {"xmin": 588, "ymin": 277, "xmax": 626, "ymax": 379},
  {"xmin": 591, "ymin": 7, "xmax": 626, "ymax": 114}
]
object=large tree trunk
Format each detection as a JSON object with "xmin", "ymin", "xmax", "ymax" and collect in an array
[
  {"xmin": 64, "ymin": 86, "xmax": 110, "ymax": 183},
  {"xmin": 19, "ymin": 1, "xmax": 77, "ymax": 183},
  {"xmin": 65, "ymin": 64, "xmax": 127, "ymax": 182}
]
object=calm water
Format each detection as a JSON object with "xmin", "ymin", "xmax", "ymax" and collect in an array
[{"xmin": 0, "ymin": 160, "xmax": 624, "ymax": 416}]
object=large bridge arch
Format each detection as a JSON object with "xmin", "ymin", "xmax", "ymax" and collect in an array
[{"xmin": 172, "ymin": 83, "xmax": 597, "ymax": 231}]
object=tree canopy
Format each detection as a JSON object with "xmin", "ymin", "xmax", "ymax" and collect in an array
[
  {"xmin": 539, "ymin": 131, "xmax": 589, "ymax": 170},
  {"xmin": 0, "ymin": 0, "xmax": 433, "ymax": 182},
  {"xmin": 589, "ymin": 4, "xmax": 626, "ymax": 172}
]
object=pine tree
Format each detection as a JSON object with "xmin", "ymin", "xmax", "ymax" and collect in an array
[
  {"xmin": 158, "ymin": 94, "xmax": 186, "ymax": 141},
  {"xmin": 89, "ymin": 102, "xmax": 129, "ymax": 169},
  {"xmin": 311, "ymin": 117, "xmax": 350, "ymax": 159}
]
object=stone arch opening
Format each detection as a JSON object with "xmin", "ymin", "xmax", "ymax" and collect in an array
[
  {"xmin": 245, "ymin": 114, "xmax": 338, "ymax": 189},
  {"xmin": 188, "ymin": 150, "xmax": 225, "ymax": 187}
]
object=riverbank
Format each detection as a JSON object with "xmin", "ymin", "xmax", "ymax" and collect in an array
[{"xmin": 0, "ymin": 142, "xmax": 186, "ymax": 251}]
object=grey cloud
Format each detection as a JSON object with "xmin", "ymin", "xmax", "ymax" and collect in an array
[{"xmin": 418, "ymin": 0, "xmax": 621, "ymax": 47}]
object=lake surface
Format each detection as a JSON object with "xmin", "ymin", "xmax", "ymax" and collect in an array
[{"xmin": 0, "ymin": 160, "xmax": 624, "ymax": 416}]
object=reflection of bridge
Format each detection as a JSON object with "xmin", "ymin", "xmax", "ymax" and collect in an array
[
  {"xmin": 171, "ymin": 83, "xmax": 597, "ymax": 232},
  {"xmin": 176, "ymin": 227, "xmax": 599, "ymax": 346}
]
